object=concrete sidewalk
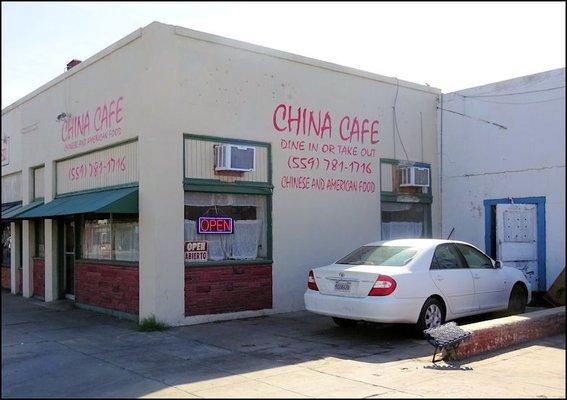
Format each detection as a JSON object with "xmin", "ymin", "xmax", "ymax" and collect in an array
[{"xmin": 2, "ymin": 291, "xmax": 565, "ymax": 398}]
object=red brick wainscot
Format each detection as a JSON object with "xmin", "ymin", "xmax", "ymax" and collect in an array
[
  {"xmin": 185, "ymin": 264, "xmax": 272, "ymax": 316},
  {"xmin": 1, "ymin": 266, "xmax": 10, "ymax": 290},
  {"xmin": 75, "ymin": 261, "xmax": 139, "ymax": 315},
  {"xmin": 33, "ymin": 259, "xmax": 45, "ymax": 299}
]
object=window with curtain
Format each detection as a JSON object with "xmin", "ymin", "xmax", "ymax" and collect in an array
[
  {"xmin": 35, "ymin": 219, "xmax": 45, "ymax": 258},
  {"xmin": 381, "ymin": 202, "xmax": 430, "ymax": 240},
  {"xmin": 184, "ymin": 192, "xmax": 268, "ymax": 262},
  {"xmin": 82, "ymin": 213, "xmax": 138, "ymax": 262},
  {"xmin": 1, "ymin": 223, "xmax": 10, "ymax": 266}
]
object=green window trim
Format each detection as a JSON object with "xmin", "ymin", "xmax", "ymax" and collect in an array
[
  {"xmin": 381, "ymin": 200, "xmax": 433, "ymax": 238},
  {"xmin": 31, "ymin": 164, "xmax": 45, "ymax": 202},
  {"xmin": 380, "ymin": 192, "xmax": 433, "ymax": 204},
  {"xmin": 182, "ymin": 133, "xmax": 272, "ymax": 185},
  {"xmin": 380, "ymin": 158, "xmax": 433, "ymax": 238},
  {"xmin": 75, "ymin": 258, "xmax": 139, "ymax": 267},
  {"xmin": 182, "ymin": 133, "xmax": 273, "ymax": 263},
  {"xmin": 183, "ymin": 179, "xmax": 273, "ymax": 195},
  {"xmin": 184, "ymin": 188, "xmax": 273, "ymax": 260},
  {"xmin": 379, "ymin": 158, "xmax": 433, "ymax": 204},
  {"xmin": 185, "ymin": 258, "xmax": 273, "ymax": 268}
]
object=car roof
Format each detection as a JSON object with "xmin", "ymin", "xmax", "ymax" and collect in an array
[{"xmin": 363, "ymin": 239, "xmax": 469, "ymax": 249}]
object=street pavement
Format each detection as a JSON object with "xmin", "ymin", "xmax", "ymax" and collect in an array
[{"xmin": 2, "ymin": 291, "xmax": 565, "ymax": 398}]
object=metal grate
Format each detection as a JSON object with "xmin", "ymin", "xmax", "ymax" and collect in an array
[{"xmin": 423, "ymin": 322, "xmax": 472, "ymax": 363}]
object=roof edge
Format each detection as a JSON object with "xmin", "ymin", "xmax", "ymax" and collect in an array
[
  {"xmin": 3, "ymin": 21, "xmax": 441, "ymax": 114},
  {"xmin": 446, "ymin": 67, "xmax": 566, "ymax": 96},
  {"xmin": 172, "ymin": 23, "xmax": 441, "ymax": 95},
  {"xmin": 2, "ymin": 27, "xmax": 144, "ymax": 114}
]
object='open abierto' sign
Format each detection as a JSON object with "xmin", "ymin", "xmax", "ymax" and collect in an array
[
  {"xmin": 198, "ymin": 217, "xmax": 234, "ymax": 234},
  {"xmin": 184, "ymin": 241, "xmax": 208, "ymax": 261}
]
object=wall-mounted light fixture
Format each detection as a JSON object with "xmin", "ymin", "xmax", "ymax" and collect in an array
[{"xmin": 56, "ymin": 112, "xmax": 69, "ymax": 122}]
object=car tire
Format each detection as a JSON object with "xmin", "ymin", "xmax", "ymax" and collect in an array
[
  {"xmin": 416, "ymin": 297, "xmax": 446, "ymax": 333},
  {"xmin": 507, "ymin": 284, "xmax": 527, "ymax": 315},
  {"xmin": 332, "ymin": 317, "xmax": 358, "ymax": 328}
]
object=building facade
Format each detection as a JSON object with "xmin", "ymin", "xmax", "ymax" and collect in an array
[
  {"xmin": 440, "ymin": 68, "xmax": 565, "ymax": 293},
  {"xmin": 1, "ymin": 22, "xmax": 441, "ymax": 325}
]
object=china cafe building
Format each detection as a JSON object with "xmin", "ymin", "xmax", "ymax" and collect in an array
[{"xmin": 1, "ymin": 22, "xmax": 441, "ymax": 326}]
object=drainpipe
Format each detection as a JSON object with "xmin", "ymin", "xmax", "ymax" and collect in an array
[
  {"xmin": 439, "ymin": 93, "xmax": 443, "ymax": 196},
  {"xmin": 438, "ymin": 93, "xmax": 444, "ymax": 238}
]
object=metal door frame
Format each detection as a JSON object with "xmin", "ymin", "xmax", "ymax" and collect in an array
[{"xmin": 483, "ymin": 196, "xmax": 546, "ymax": 291}]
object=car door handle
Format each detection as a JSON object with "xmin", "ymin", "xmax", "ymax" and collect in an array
[
  {"xmin": 435, "ymin": 275, "xmax": 444, "ymax": 281},
  {"xmin": 472, "ymin": 274, "xmax": 481, "ymax": 279}
]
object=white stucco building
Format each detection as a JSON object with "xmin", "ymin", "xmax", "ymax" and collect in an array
[
  {"xmin": 1, "ymin": 22, "xmax": 441, "ymax": 325},
  {"xmin": 440, "ymin": 68, "xmax": 565, "ymax": 293}
]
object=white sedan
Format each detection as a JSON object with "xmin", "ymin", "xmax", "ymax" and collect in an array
[{"xmin": 304, "ymin": 239, "xmax": 531, "ymax": 331}]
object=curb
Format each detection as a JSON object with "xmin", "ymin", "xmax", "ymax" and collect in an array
[{"xmin": 456, "ymin": 306, "xmax": 566, "ymax": 359}]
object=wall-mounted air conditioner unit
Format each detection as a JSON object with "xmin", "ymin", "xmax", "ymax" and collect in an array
[
  {"xmin": 399, "ymin": 166, "xmax": 430, "ymax": 187},
  {"xmin": 214, "ymin": 144, "xmax": 256, "ymax": 172}
]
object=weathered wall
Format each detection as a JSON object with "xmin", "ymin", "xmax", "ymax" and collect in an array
[
  {"xmin": 458, "ymin": 307, "xmax": 565, "ymax": 359},
  {"xmin": 1, "ymin": 25, "xmax": 150, "ymax": 314},
  {"xmin": 141, "ymin": 23, "xmax": 441, "ymax": 324},
  {"xmin": 441, "ymin": 68, "xmax": 565, "ymax": 290},
  {"xmin": 2, "ymin": 22, "xmax": 441, "ymax": 325}
]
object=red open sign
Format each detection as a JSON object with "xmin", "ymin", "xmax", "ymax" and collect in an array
[{"xmin": 198, "ymin": 217, "xmax": 234, "ymax": 234}]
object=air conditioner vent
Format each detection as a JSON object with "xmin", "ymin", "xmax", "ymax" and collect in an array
[
  {"xmin": 399, "ymin": 166, "xmax": 430, "ymax": 187},
  {"xmin": 214, "ymin": 144, "xmax": 256, "ymax": 172}
]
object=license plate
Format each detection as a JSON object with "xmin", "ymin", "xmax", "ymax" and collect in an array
[{"xmin": 335, "ymin": 281, "xmax": 351, "ymax": 292}]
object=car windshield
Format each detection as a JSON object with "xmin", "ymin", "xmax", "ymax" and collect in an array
[{"xmin": 336, "ymin": 246, "xmax": 418, "ymax": 266}]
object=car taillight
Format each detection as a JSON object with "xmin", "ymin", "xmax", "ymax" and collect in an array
[
  {"xmin": 368, "ymin": 275, "xmax": 397, "ymax": 296},
  {"xmin": 308, "ymin": 270, "xmax": 319, "ymax": 291}
]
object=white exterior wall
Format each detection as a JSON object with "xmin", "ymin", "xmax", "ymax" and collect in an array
[
  {"xmin": 2, "ymin": 22, "xmax": 441, "ymax": 325},
  {"xmin": 158, "ymin": 23, "xmax": 441, "ymax": 320},
  {"xmin": 1, "ymin": 27, "xmax": 151, "ymax": 300},
  {"xmin": 441, "ymin": 68, "xmax": 566, "ymax": 290}
]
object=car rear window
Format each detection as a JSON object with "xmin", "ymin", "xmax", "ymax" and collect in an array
[{"xmin": 336, "ymin": 246, "xmax": 418, "ymax": 266}]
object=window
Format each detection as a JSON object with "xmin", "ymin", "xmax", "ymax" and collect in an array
[
  {"xmin": 184, "ymin": 192, "xmax": 268, "ymax": 262},
  {"xmin": 1, "ymin": 223, "xmax": 10, "ymax": 266},
  {"xmin": 455, "ymin": 244, "xmax": 493, "ymax": 269},
  {"xmin": 337, "ymin": 246, "xmax": 418, "ymax": 266},
  {"xmin": 430, "ymin": 244, "xmax": 467, "ymax": 270},
  {"xmin": 381, "ymin": 202, "xmax": 430, "ymax": 240},
  {"xmin": 35, "ymin": 219, "xmax": 45, "ymax": 258},
  {"xmin": 82, "ymin": 213, "xmax": 138, "ymax": 262}
]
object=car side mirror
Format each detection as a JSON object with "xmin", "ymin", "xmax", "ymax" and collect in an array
[{"xmin": 494, "ymin": 260, "xmax": 502, "ymax": 269}]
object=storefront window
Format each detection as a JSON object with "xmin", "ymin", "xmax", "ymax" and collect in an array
[
  {"xmin": 2, "ymin": 223, "xmax": 10, "ymax": 266},
  {"xmin": 184, "ymin": 192, "xmax": 268, "ymax": 262},
  {"xmin": 82, "ymin": 214, "xmax": 138, "ymax": 262},
  {"xmin": 113, "ymin": 215, "xmax": 139, "ymax": 262},
  {"xmin": 381, "ymin": 202, "xmax": 431, "ymax": 240},
  {"xmin": 35, "ymin": 219, "xmax": 45, "ymax": 258}
]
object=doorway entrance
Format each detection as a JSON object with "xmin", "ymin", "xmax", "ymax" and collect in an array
[
  {"xmin": 62, "ymin": 217, "xmax": 75, "ymax": 299},
  {"xmin": 484, "ymin": 197, "xmax": 546, "ymax": 291}
]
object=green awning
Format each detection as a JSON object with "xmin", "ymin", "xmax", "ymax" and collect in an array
[
  {"xmin": 16, "ymin": 186, "xmax": 139, "ymax": 219},
  {"xmin": 2, "ymin": 200, "xmax": 43, "ymax": 220},
  {"xmin": 2, "ymin": 202, "xmax": 21, "ymax": 213}
]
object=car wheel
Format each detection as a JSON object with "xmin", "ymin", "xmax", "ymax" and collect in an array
[
  {"xmin": 332, "ymin": 317, "xmax": 358, "ymax": 328},
  {"xmin": 507, "ymin": 284, "xmax": 527, "ymax": 315},
  {"xmin": 417, "ymin": 297, "xmax": 445, "ymax": 332}
]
